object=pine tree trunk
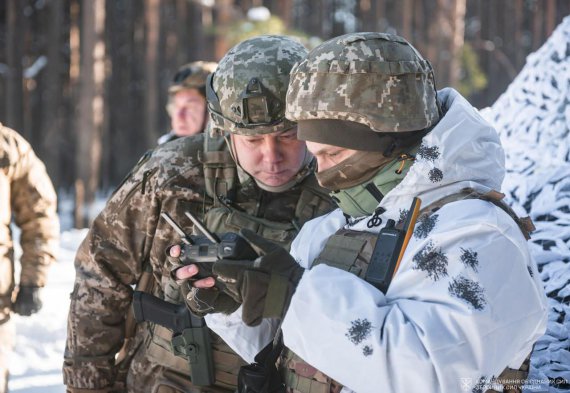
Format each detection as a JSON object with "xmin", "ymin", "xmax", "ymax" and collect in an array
[
  {"xmin": 41, "ymin": 0, "xmax": 65, "ymax": 190},
  {"xmin": 427, "ymin": 0, "xmax": 466, "ymax": 88},
  {"xmin": 5, "ymin": 0, "xmax": 24, "ymax": 134},
  {"xmin": 215, "ymin": 0, "xmax": 234, "ymax": 60},
  {"xmin": 74, "ymin": 0, "xmax": 106, "ymax": 227},
  {"xmin": 546, "ymin": 0, "xmax": 556, "ymax": 38},
  {"xmin": 144, "ymin": 0, "xmax": 160, "ymax": 149}
]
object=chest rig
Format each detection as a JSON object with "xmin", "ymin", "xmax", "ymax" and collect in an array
[
  {"xmin": 198, "ymin": 132, "xmax": 333, "ymax": 250},
  {"xmin": 281, "ymin": 188, "xmax": 535, "ymax": 393}
]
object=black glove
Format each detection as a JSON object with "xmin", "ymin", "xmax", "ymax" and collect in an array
[
  {"xmin": 213, "ymin": 229, "xmax": 305, "ymax": 327},
  {"xmin": 167, "ymin": 245, "xmax": 241, "ymax": 317},
  {"xmin": 13, "ymin": 286, "xmax": 43, "ymax": 316}
]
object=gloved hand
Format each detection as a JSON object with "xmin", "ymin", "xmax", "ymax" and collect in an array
[
  {"xmin": 168, "ymin": 246, "xmax": 240, "ymax": 317},
  {"xmin": 13, "ymin": 286, "xmax": 43, "ymax": 316},
  {"xmin": 183, "ymin": 284, "xmax": 241, "ymax": 317},
  {"xmin": 212, "ymin": 229, "xmax": 305, "ymax": 327}
]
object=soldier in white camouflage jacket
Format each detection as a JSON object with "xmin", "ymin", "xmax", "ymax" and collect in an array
[{"xmin": 175, "ymin": 33, "xmax": 549, "ymax": 393}]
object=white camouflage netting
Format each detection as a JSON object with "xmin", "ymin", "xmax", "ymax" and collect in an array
[{"xmin": 481, "ymin": 15, "xmax": 570, "ymax": 393}]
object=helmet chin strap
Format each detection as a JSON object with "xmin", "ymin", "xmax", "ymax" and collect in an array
[{"xmin": 225, "ymin": 134, "xmax": 314, "ymax": 193}]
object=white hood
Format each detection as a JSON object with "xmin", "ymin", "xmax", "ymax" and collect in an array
[
  {"xmin": 394, "ymin": 88, "xmax": 504, "ymax": 195},
  {"xmin": 292, "ymin": 88, "xmax": 509, "ymax": 268}
]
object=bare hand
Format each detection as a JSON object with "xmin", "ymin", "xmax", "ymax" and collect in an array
[{"xmin": 169, "ymin": 244, "xmax": 216, "ymax": 288}]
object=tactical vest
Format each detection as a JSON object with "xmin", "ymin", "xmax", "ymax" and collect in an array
[
  {"xmin": 198, "ymin": 133, "xmax": 330, "ymax": 248},
  {"xmin": 280, "ymin": 188, "xmax": 535, "ymax": 393},
  {"xmin": 143, "ymin": 133, "xmax": 334, "ymax": 391}
]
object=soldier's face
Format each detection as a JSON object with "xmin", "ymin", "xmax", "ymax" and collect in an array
[
  {"xmin": 306, "ymin": 141, "xmax": 358, "ymax": 172},
  {"xmin": 169, "ymin": 89, "xmax": 207, "ymax": 137},
  {"xmin": 232, "ymin": 128, "xmax": 307, "ymax": 187}
]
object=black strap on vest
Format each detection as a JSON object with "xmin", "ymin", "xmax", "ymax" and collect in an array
[{"xmin": 237, "ymin": 332, "xmax": 285, "ymax": 393}]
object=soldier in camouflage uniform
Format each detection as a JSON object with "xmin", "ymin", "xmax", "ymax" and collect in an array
[
  {"xmin": 0, "ymin": 124, "xmax": 59, "ymax": 393},
  {"xmin": 63, "ymin": 35, "xmax": 334, "ymax": 393},
  {"xmin": 158, "ymin": 61, "xmax": 218, "ymax": 145},
  {"xmin": 177, "ymin": 33, "xmax": 548, "ymax": 393}
]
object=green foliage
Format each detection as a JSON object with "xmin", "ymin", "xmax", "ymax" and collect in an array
[
  {"xmin": 211, "ymin": 14, "xmax": 321, "ymax": 50},
  {"xmin": 458, "ymin": 42, "xmax": 488, "ymax": 97},
  {"xmin": 229, "ymin": 16, "xmax": 289, "ymax": 43}
]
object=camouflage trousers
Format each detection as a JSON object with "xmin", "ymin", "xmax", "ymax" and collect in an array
[{"xmin": 0, "ymin": 316, "xmax": 14, "ymax": 393}]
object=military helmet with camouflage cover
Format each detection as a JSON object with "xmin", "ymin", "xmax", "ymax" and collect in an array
[
  {"xmin": 286, "ymin": 33, "xmax": 439, "ymax": 142},
  {"xmin": 207, "ymin": 35, "xmax": 308, "ymax": 135},
  {"xmin": 168, "ymin": 61, "xmax": 218, "ymax": 96}
]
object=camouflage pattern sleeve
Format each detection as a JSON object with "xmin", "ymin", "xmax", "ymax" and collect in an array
[
  {"xmin": 63, "ymin": 151, "xmax": 161, "ymax": 389},
  {"xmin": 63, "ymin": 135, "xmax": 209, "ymax": 390},
  {"xmin": 9, "ymin": 129, "xmax": 59, "ymax": 287}
]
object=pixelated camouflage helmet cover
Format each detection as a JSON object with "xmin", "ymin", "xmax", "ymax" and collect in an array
[
  {"xmin": 208, "ymin": 35, "xmax": 308, "ymax": 135},
  {"xmin": 286, "ymin": 32, "xmax": 439, "ymax": 133}
]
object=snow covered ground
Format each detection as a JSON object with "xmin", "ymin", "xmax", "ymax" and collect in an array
[
  {"xmin": 7, "ymin": 17, "xmax": 570, "ymax": 393},
  {"xmin": 7, "ymin": 195, "xmax": 105, "ymax": 392},
  {"xmin": 8, "ymin": 228, "xmax": 86, "ymax": 392}
]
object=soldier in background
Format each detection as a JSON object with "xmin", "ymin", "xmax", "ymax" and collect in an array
[
  {"xmin": 63, "ymin": 36, "xmax": 334, "ymax": 393},
  {"xmin": 158, "ymin": 61, "xmax": 218, "ymax": 144},
  {"xmin": 0, "ymin": 124, "xmax": 59, "ymax": 393}
]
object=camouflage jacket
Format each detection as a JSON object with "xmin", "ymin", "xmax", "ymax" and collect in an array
[
  {"xmin": 0, "ymin": 124, "xmax": 59, "ymax": 317},
  {"xmin": 63, "ymin": 133, "xmax": 334, "ymax": 391}
]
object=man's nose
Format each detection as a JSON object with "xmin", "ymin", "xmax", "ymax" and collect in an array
[
  {"xmin": 176, "ymin": 107, "xmax": 187, "ymax": 120},
  {"xmin": 261, "ymin": 138, "xmax": 283, "ymax": 163}
]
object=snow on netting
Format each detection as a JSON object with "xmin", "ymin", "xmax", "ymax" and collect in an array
[{"xmin": 481, "ymin": 15, "xmax": 570, "ymax": 393}]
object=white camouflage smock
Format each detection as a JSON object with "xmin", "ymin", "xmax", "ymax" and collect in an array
[{"xmin": 206, "ymin": 88, "xmax": 549, "ymax": 393}]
